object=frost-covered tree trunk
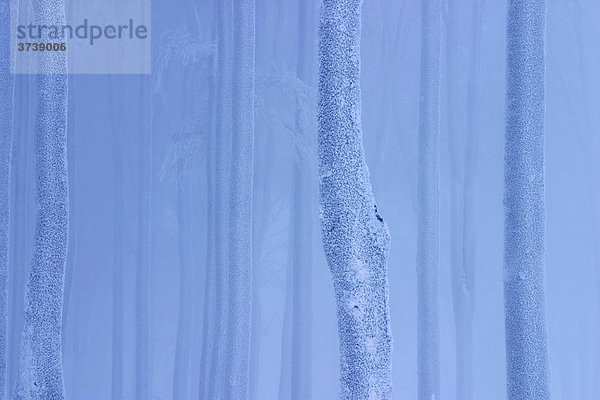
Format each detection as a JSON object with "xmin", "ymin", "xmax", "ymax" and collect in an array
[
  {"xmin": 446, "ymin": 2, "xmax": 481, "ymax": 398},
  {"xmin": 504, "ymin": 1, "xmax": 550, "ymax": 399},
  {"xmin": 290, "ymin": 1, "xmax": 316, "ymax": 398},
  {"xmin": 318, "ymin": 1, "xmax": 392, "ymax": 398},
  {"xmin": 225, "ymin": 1, "xmax": 254, "ymax": 398},
  {"xmin": 416, "ymin": 1, "xmax": 441, "ymax": 399},
  {"xmin": 15, "ymin": 0, "xmax": 69, "ymax": 398},
  {"xmin": 0, "ymin": 2, "xmax": 15, "ymax": 398}
]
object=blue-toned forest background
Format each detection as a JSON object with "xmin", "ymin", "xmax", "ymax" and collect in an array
[{"xmin": 1, "ymin": 0, "xmax": 599, "ymax": 399}]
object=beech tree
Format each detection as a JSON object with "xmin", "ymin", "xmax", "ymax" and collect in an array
[{"xmin": 318, "ymin": 0, "xmax": 393, "ymax": 398}]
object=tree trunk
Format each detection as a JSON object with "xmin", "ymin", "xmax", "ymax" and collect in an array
[
  {"xmin": 318, "ymin": 1, "xmax": 392, "ymax": 398},
  {"xmin": 0, "ymin": 2, "xmax": 15, "ymax": 398},
  {"xmin": 8, "ymin": 73, "xmax": 32, "ymax": 400},
  {"xmin": 504, "ymin": 1, "xmax": 550, "ymax": 399},
  {"xmin": 109, "ymin": 75, "xmax": 124, "ymax": 400},
  {"xmin": 172, "ymin": 172, "xmax": 196, "ymax": 399},
  {"xmin": 416, "ymin": 1, "xmax": 441, "ymax": 399},
  {"xmin": 446, "ymin": 2, "xmax": 482, "ymax": 398},
  {"xmin": 198, "ymin": 4, "xmax": 218, "ymax": 397},
  {"xmin": 206, "ymin": 0, "xmax": 234, "ymax": 398},
  {"xmin": 136, "ymin": 75, "xmax": 152, "ymax": 400},
  {"xmin": 290, "ymin": 1, "xmax": 316, "ymax": 399},
  {"xmin": 225, "ymin": 1, "xmax": 255, "ymax": 398},
  {"xmin": 15, "ymin": 0, "xmax": 69, "ymax": 397}
]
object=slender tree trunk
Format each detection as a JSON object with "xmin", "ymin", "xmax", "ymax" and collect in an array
[
  {"xmin": 290, "ymin": 1, "xmax": 316, "ymax": 399},
  {"xmin": 318, "ymin": 1, "xmax": 392, "ymax": 398},
  {"xmin": 108, "ymin": 75, "xmax": 124, "ymax": 400},
  {"xmin": 15, "ymin": 0, "xmax": 69, "ymax": 397},
  {"xmin": 0, "ymin": 2, "xmax": 15, "ymax": 398},
  {"xmin": 252, "ymin": 114, "xmax": 273, "ymax": 400},
  {"xmin": 225, "ymin": 1, "xmax": 255, "ymax": 399},
  {"xmin": 278, "ymin": 237, "xmax": 293, "ymax": 400},
  {"xmin": 136, "ymin": 75, "xmax": 152, "ymax": 400},
  {"xmin": 504, "ymin": 1, "xmax": 550, "ymax": 399},
  {"xmin": 172, "ymin": 169, "xmax": 196, "ymax": 399},
  {"xmin": 248, "ymin": 2, "xmax": 270, "ymax": 398},
  {"xmin": 172, "ymin": 48, "xmax": 208, "ymax": 398},
  {"xmin": 206, "ymin": 1, "xmax": 233, "ymax": 397},
  {"xmin": 416, "ymin": 1, "xmax": 441, "ymax": 399},
  {"xmin": 198, "ymin": 4, "xmax": 218, "ymax": 397},
  {"xmin": 198, "ymin": 43, "xmax": 217, "ymax": 400},
  {"xmin": 446, "ymin": 2, "xmax": 482, "ymax": 398},
  {"xmin": 459, "ymin": 4, "xmax": 482, "ymax": 400},
  {"xmin": 8, "ymin": 73, "xmax": 31, "ymax": 400}
]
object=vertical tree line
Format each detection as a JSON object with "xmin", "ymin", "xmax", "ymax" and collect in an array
[
  {"xmin": 446, "ymin": 1, "xmax": 482, "ymax": 398},
  {"xmin": 109, "ymin": 75, "xmax": 124, "ymax": 400},
  {"xmin": 135, "ymin": 72, "xmax": 152, "ymax": 400},
  {"xmin": 200, "ymin": 1, "xmax": 255, "ymax": 399},
  {"xmin": 416, "ymin": 0, "xmax": 441, "ymax": 399},
  {"xmin": 290, "ymin": 0, "xmax": 316, "ymax": 398},
  {"xmin": 0, "ymin": 1, "xmax": 15, "ymax": 398}
]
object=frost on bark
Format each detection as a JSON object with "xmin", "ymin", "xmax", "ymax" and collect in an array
[
  {"xmin": 0, "ymin": 2, "xmax": 15, "ymax": 398},
  {"xmin": 416, "ymin": 1, "xmax": 441, "ymax": 399},
  {"xmin": 504, "ymin": 1, "xmax": 550, "ymax": 399},
  {"xmin": 318, "ymin": 0, "xmax": 392, "ymax": 398},
  {"xmin": 15, "ymin": 0, "xmax": 69, "ymax": 398}
]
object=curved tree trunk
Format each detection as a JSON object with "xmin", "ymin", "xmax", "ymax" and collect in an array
[
  {"xmin": 504, "ymin": 1, "xmax": 550, "ymax": 399},
  {"xmin": 318, "ymin": 1, "xmax": 392, "ymax": 398},
  {"xmin": 15, "ymin": 0, "xmax": 69, "ymax": 397},
  {"xmin": 416, "ymin": 1, "xmax": 441, "ymax": 399}
]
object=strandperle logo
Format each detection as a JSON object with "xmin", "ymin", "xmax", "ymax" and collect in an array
[
  {"xmin": 16, "ymin": 19, "xmax": 149, "ymax": 46},
  {"xmin": 10, "ymin": 0, "xmax": 151, "ymax": 74}
]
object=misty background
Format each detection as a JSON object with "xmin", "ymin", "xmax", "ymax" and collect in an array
[{"xmin": 3, "ymin": 0, "xmax": 600, "ymax": 399}]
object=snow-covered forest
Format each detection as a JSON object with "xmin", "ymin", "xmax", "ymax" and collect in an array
[{"xmin": 1, "ymin": 0, "xmax": 600, "ymax": 399}]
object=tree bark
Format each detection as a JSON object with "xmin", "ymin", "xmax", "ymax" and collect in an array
[
  {"xmin": 16, "ymin": 0, "xmax": 69, "ymax": 397},
  {"xmin": 504, "ymin": 1, "xmax": 550, "ymax": 399},
  {"xmin": 318, "ymin": 1, "xmax": 392, "ymax": 398}
]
